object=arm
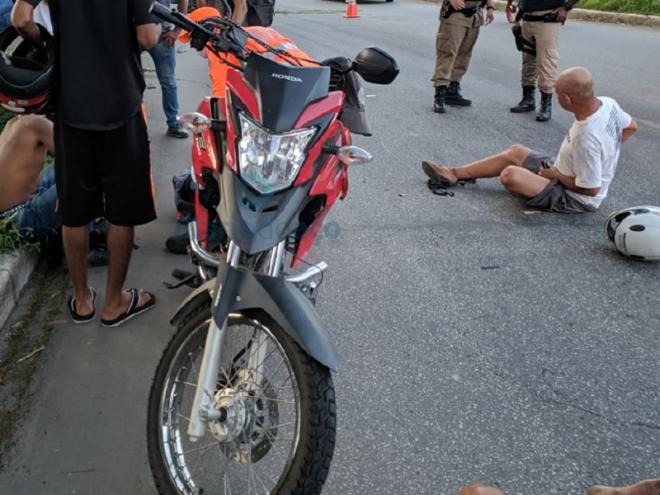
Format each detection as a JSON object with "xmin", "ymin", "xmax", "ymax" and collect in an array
[
  {"xmin": 137, "ymin": 24, "xmax": 161, "ymax": 50},
  {"xmin": 11, "ymin": 0, "xmax": 41, "ymax": 45},
  {"xmin": 133, "ymin": 0, "xmax": 161, "ymax": 50},
  {"xmin": 538, "ymin": 167, "xmax": 601, "ymax": 197},
  {"xmin": 621, "ymin": 119, "xmax": 638, "ymax": 143},
  {"xmin": 163, "ymin": 0, "xmax": 188, "ymax": 48},
  {"xmin": 555, "ymin": 0, "xmax": 578, "ymax": 22},
  {"xmin": 231, "ymin": 0, "xmax": 248, "ymax": 25}
]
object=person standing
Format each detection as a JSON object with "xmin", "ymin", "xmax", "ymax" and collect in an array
[
  {"xmin": 12, "ymin": 0, "xmax": 161, "ymax": 326},
  {"xmin": 508, "ymin": 0, "xmax": 579, "ymax": 122},
  {"xmin": 431, "ymin": 0, "xmax": 495, "ymax": 114},
  {"xmin": 148, "ymin": 0, "xmax": 189, "ymax": 139}
]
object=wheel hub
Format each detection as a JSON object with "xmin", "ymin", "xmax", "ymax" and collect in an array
[{"xmin": 209, "ymin": 373, "xmax": 280, "ymax": 465}]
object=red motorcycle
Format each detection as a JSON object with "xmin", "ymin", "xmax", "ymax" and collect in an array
[{"xmin": 148, "ymin": 5, "xmax": 398, "ymax": 494}]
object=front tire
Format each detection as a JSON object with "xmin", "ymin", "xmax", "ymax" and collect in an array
[{"xmin": 147, "ymin": 299, "xmax": 336, "ymax": 495}]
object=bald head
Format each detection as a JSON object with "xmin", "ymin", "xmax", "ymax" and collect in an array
[
  {"xmin": 556, "ymin": 67, "xmax": 595, "ymax": 102},
  {"xmin": 456, "ymin": 483, "xmax": 507, "ymax": 495}
]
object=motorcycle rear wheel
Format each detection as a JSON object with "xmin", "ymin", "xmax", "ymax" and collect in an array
[{"xmin": 147, "ymin": 299, "xmax": 336, "ymax": 495}]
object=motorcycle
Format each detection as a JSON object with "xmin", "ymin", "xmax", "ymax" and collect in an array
[{"xmin": 148, "ymin": 4, "xmax": 398, "ymax": 494}]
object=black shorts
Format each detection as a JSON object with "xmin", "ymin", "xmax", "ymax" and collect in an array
[{"xmin": 54, "ymin": 112, "xmax": 157, "ymax": 227}]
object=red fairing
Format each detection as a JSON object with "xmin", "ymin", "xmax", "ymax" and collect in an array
[
  {"xmin": 191, "ymin": 97, "xmax": 218, "ymax": 247},
  {"xmin": 292, "ymin": 119, "xmax": 350, "ymax": 267},
  {"xmin": 294, "ymin": 91, "xmax": 344, "ymax": 187}
]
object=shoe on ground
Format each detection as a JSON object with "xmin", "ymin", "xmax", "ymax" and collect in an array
[
  {"xmin": 433, "ymin": 86, "xmax": 446, "ymax": 114},
  {"xmin": 421, "ymin": 160, "xmax": 458, "ymax": 186},
  {"xmin": 167, "ymin": 126, "xmax": 189, "ymax": 139},
  {"xmin": 445, "ymin": 81, "xmax": 472, "ymax": 107}
]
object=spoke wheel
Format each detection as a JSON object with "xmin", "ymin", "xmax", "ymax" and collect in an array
[{"xmin": 147, "ymin": 299, "xmax": 335, "ymax": 495}]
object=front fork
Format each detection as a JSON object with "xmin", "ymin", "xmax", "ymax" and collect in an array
[{"xmin": 186, "ymin": 240, "xmax": 286, "ymax": 441}]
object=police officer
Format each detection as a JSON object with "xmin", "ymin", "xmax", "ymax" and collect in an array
[
  {"xmin": 432, "ymin": 0, "xmax": 495, "ymax": 113},
  {"xmin": 508, "ymin": 0, "xmax": 579, "ymax": 121}
]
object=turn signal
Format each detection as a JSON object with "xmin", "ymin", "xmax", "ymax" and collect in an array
[
  {"xmin": 336, "ymin": 145, "xmax": 372, "ymax": 166},
  {"xmin": 178, "ymin": 112, "xmax": 210, "ymax": 134}
]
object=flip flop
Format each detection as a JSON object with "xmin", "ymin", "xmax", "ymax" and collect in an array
[
  {"xmin": 67, "ymin": 287, "xmax": 97, "ymax": 324},
  {"xmin": 100, "ymin": 288, "xmax": 156, "ymax": 328}
]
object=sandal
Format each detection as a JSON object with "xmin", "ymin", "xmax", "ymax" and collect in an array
[
  {"xmin": 100, "ymin": 288, "xmax": 156, "ymax": 328},
  {"xmin": 421, "ymin": 160, "xmax": 458, "ymax": 186},
  {"xmin": 67, "ymin": 287, "xmax": 97, "ymax": 324}
]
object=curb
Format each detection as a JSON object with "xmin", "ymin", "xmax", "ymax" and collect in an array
[{"xmin": 0, "ymin": 253, "xmax": 37, "ymax": 328}]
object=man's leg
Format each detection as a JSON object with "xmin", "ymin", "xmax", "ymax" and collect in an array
[
  {"xmin": 588, "ymin": 479, "xmax": 660, "ymax": 495},
  {"xmin": 446, "ymin": 25, "xmax": 479, "ymax": 106},
  {"xmin": 432, "ymin": 20, "xmax": 463, "ymax": 113},
  {"xmin": 511, "ymin": 21, "xmax": 538, "ymax": 112},
  {"xmin": 62, "ymin": 226, "xmax": 93, "ymax": 316},
  {"xmin": 149, "ymin": 39, "xmax": 187, "ymax": 137},
  {"xmin": 422, "ymin": 144, "xmax": 550, "ymax": 198},
  {"xmin": 533, "ymin": 21, "xmax": 560, "ymax": 122},
  {"xmin": 457, "ymin": 484, "xmax": 506, "ymax": 495},
  {"xmin": 100, "ymin": 224, "xmax": 151, "ymax": 320}
]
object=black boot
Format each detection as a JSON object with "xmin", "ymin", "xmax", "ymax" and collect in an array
[
  {"xmin": 433, "ymin": 86, "xmax": 446, "ymax": 114},
  {"xmin": 536, "ymin": 92, "xmax": 552, "ymax": 122},
  {"xmin": 445, "ymin": 81, "xmax": 472, "ymax": 107},
  {"xmin": 510, "ymin": 86, "xmax": 536, "ymax": 113}
]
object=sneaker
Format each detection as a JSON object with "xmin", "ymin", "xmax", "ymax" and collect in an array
[
  {"xmin": 421, "ymin": 160, "xmax": 458, "ymax": 186},
  {"xmin": 166, "ymin": 126, "xmax": 189, "ymax": 139}
]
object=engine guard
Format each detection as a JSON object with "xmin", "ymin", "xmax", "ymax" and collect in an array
[{"xmin": 170, "ymin": 264, "xmax": 339, "ymax": 372}]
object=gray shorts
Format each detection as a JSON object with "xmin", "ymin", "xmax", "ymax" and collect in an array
[{"xmin": 521, "ymin": 151, "xmax": 596, "ymax": 214}]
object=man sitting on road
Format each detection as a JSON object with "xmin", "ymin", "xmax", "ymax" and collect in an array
[
  {"xmin": 0, "ymin": 114, "xmax": 58, "ymax": 240},
  {"xmin": 0, "ymin": 114, "xmax": 108, "ymax": 265},
  {"xmin": 421, "ymin": 67, "xmax": 638, "ymax": 213},
  {"xmin": 457, "ymin": 478, "xmax": 660, "ymax": 495}
]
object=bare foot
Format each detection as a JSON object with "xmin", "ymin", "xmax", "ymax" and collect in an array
[
  {"xmin": 588, "ymin": 479, "xmax": 660, "ymax": 495},
  {"xmin": 457, "ymin": 483, "xmax": 507, "ymax": 495}
]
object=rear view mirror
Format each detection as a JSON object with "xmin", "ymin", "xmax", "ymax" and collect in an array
[{"xmin": 352, "ymin": 47, "xmax": 399, "ymax": 85}]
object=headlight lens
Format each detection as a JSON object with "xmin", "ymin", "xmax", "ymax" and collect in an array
[{"xmin": 237, "ymin": 112, "xmax": 316, "ymax": 194}]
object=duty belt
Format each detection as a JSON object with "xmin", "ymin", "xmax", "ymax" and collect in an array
[
  {"xmin": 522, "ymin": 12, "xmax": 559, "ymax": 22},
  {"xmin": 442, "ymin": 0, "xmax": 485, "ymax": 19}
]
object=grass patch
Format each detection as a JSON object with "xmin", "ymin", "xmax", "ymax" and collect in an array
[
  {"xmin": 578, "ymin": 0, "xmax": 660, "ymax": 16},
  {"xmin": 0, "ymin": 217, "xmax": 39, "ymax": 255}
]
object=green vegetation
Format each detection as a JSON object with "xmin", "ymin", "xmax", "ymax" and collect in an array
[
  {"xmin": 0, "ymin": 217, "xmax": 39, "ymax": 254},
  {"xmin": 578, "ymin": 0, "xmax": 660, "ymax": 16}
]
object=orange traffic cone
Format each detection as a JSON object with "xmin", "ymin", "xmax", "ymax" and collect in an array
[{"xmin": 344, "ymin": 0, "xmax": 360, "ymax": 18}]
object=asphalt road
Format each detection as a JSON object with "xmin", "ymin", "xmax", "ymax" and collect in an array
[{"xmin": 1, "ymin": 1, "xmax": 659, "ymax": 494}]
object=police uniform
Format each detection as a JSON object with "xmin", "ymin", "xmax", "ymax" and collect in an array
[
  {"xmin": 431, "ymin": 0, "xmax": 493, "ymax": 113},
  {"xmin": 509, "ymin": 0, "xmax": 578, "ymax": 121}
]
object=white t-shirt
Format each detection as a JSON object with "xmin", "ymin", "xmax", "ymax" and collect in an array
[
  {"xmin": 33, "ymin": 1, "xmax": 53, "ymax": 35},
  {"xmin": 554, "ymin": 97, "xmax": 632, "ymax": 209}
]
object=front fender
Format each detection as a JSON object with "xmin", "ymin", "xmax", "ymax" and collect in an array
[{"xmin": 170, "ymin": 267, "xmax": 339, "ymax": 371}]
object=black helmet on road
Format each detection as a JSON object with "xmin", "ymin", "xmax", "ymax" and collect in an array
[{"xmin": 0, "ymin": 24, "xmax": 54, "ymax": 114}]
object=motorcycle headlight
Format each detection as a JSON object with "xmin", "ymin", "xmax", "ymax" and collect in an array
[{"xmin": 237, "ymin": 112, "xmax": 316, "ymax": 194}]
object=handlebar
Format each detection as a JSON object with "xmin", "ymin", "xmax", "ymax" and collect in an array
[{"xmin": 149, "ymin": 2, "xmax": 246, "ymax": 56}]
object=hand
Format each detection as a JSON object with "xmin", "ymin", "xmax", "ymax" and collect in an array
[
  {"xmin": 163, "ymin": 28, "xmax": 180, "ymax": 48},
  {"xmin": 554, "ymin": 5, "xmax": 568, "ymax": 22},
  {"xmin": 449, "ymin": 0, "xmax": 465, "ymax": 10},
  {"xmin": 506, "ymin": 2, "xmax": 517, "ymax": 23},
  {"xmin": 538, "ymin": 167, "xmax": 559, "ymax": 179},
  {"xmin": 486, "ymin": 8, "xmax": 495, "ymax": 25}
]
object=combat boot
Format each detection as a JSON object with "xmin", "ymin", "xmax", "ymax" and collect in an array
[
  {"xmin": 510, "ymin": 86, "xmax": 536, "ymax": 113},
  {"xmin": 536, "ymin": 92, "xmax": 552, "ymax": 122},
  {"xmin": 433, "ymin": 86, "xmax": 446, "ymax": 114},
  {"xmin": 445, "ymin": 81, "xmax": 472, "ymax": 107}
]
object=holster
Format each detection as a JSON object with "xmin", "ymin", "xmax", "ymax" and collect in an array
[{"xmin": 511, "ymin": 24, "xmax": 537, "ymax": 56}]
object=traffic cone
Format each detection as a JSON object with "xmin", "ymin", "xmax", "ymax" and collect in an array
[{"xmin": 344, "ymin": 0, "xmax": 360, "ymax": 18}]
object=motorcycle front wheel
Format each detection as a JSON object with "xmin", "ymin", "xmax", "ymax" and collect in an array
[{"xmin": 147, "ymin": 299, "xmax": 336, "ymax": 495}]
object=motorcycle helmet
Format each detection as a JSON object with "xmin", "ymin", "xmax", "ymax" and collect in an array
[
  {"xmin": 604, "ymin": 206, "xmax": 660, "ymax": 261},
  {"xmin": 0, "ymin": 24, "xmax": 54, "ymax": 114}
]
